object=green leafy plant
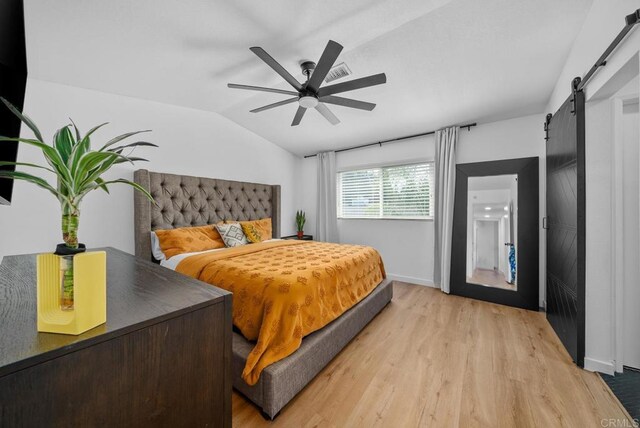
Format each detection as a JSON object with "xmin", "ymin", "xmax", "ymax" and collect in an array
[
  {"xmin": 296, "ymin": 210, "xmax": 306, "ymax": 232},
  {"xmin": 0, "ymin": 97, "xmax": 157, "ymax": 307}
]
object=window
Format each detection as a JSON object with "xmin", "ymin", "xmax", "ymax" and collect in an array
[{"xmin": 337, "ymin": 162, "xmax": 434, "ymax": 219}]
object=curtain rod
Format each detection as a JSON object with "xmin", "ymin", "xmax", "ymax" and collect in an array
[{"xmin": 303, "ymin": 122, "xmax": 477, "ymax": 158}]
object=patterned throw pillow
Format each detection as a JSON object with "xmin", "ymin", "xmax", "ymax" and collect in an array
[
  {"xmin": 216, "ymin": 223, "xmax": 249, "ymax": 247},
  {"xmin": 240, "ymin": 218, "xmax": 272, "ymax": 243},
  {"xmin": 154, "ymin": 224, "xmax": 225, "ymax": 258},
  {"xmin": 242, "ymin": 224, "xmax": 262, "ymax": 243}
]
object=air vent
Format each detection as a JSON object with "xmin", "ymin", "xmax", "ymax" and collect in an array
[{"xmin": 324, "ymin": 62, "xmax": 352, "ymax": 83}]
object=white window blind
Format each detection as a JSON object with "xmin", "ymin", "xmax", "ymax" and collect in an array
[{"xmin": 337, "ymin": 162, "xmax": 434, "ymax": 219}]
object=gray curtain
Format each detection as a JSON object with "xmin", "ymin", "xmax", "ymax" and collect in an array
[
  {"xmin": 316, "ymin": 151, "xmax": 339, "ymax": 242},
  {"xmin": 433, "ymin": 126, "xmax": 459, "ymax": 293}
]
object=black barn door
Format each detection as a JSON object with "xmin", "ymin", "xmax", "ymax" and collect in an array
[{"xmin": 545, "ymin": 83, "xmax": 585, "ymax": 366}]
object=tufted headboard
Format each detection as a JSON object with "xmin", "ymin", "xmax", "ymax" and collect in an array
[{"xmin": 133, "ymin": 169, "xmax": 281, "ymax": 262}]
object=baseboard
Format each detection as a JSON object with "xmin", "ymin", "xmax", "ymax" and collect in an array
[
  {"xmin": 387, "ymin": 274, "xmax": 435, "ymax": 288},
  {"xmin": 584, "ymin": 357, "xmax": 615, "ymax": 375}
]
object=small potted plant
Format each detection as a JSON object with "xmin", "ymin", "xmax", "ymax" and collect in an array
[
  {"xmin": 296, "ymin": 210, "xmax": 306, "ymax": 239},
  {"xmin": 0, "ymin": 97, "xmax": 156, "ymax": 314}
]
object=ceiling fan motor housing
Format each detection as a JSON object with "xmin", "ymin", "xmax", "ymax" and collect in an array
[
  {"xmin": 299, "ymin": 61, "xmax": 319, "ymax": 108},
  {"xmin": 300, "ymin": 61, "xmax": 316, "ymax": 79}
]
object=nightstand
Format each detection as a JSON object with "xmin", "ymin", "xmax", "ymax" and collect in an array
[
  {"xmin": 281, "ymin": 234, "xmax": 313, "ymax": 241},
  {"xmin": 0, "ymin": 247, "xmax": 232, "ymax": 427}
]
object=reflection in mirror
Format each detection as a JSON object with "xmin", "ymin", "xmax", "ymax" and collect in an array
[{"xmin": 466, "ymin": 174, "xmax": 517, "ymax": 291}]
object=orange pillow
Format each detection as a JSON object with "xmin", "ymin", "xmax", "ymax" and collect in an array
[
  {"xmin": 154, "ymin": 224, "xmax": 225, "ymax": 258},
  {"xmin": 240, "ymin": 218, "xmax": 273, "ymax": 243}
]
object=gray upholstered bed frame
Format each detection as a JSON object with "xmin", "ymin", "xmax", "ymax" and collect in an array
[
  {"xmin": 134, "ymin": 169, "xmax": 281, "ymax": 262},
  {"xmin": 133, "ymin": 169, "xmax": 393, "ymax": 419}
]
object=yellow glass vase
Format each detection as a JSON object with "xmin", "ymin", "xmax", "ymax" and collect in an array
[{"xmin": 36, "ymin": 251, "xmax": 107, "ymax": 335}]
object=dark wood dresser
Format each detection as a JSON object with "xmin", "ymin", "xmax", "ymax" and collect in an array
[{"xmin": 0, "ymin": 247, "xmax": 232, "ymax": 427}]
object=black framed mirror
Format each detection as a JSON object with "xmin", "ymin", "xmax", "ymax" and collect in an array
[{"xmin": 450, "ymin": 157, "xmax": 539, "ymax": 310}]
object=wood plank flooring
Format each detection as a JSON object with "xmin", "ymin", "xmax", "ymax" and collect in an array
[
  {"xmin": 232, "ymin": 282, "xmax": 632, "ymax": 427},
  {"xmin": 467, "ymin": 268, "xmax": 516, "ymax": 290}
]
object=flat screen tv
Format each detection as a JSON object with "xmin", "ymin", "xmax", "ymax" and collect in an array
[{"xmin": 0, "ymin": 0, "xmax": 27, "ymax": 205}]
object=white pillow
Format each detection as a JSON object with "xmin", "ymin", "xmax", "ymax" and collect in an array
[{"xmin": 150, "ymin": 231, "xmax": 166, "ymax": 261}]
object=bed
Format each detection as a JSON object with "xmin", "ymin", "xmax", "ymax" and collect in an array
[{"xmin": 133, "ymin": 169, "xmax": 393, "ymax": 419}]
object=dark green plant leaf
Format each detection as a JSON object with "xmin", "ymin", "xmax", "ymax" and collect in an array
[
  {"xmin": 68, "ymin": 122, "xmax": 108, "ymax": 175},
  {"xmin": 69, "ymin": 118, "xmax": 82, "ymax": 142},
  {"xmin": 107, "ymin": 141, "xmax": 158, "ymax": 153},
  {"xmin": 80, "ymin": 178, "xmax": 156, "ymax": 205},
  {"xmin": 99, "ymin": 130, "xmax": 151, "ymax": 151},
  {"xmin": 54, "ymin": 126, "xmax": 75, "ymax": 164},
  {"xmin": 0, "ymin": 136, "xmax": 73, "ymax": 186},
  {"xmin": 0, "ymin": 97, "xmax": 45, "ymax": 142},
  {"xmin": 113, "ymin": 156, "xmax": 149, "ymax": 164},
  {"xmin": 84, "ymin": 122, "xmax": 109, "ymax": 141},
  {"xmin": 0, "ymin": 161, "xmax": 57, "ymax": 174},
  {"xmin": 94, "ymin": 177, "xmax": 110, "ymax": 194},
  {"xmin": 69, "ymin": 136, "xmax": 91, "ymax": 176},
  {"xmin": 0, "ymin": 170, "xmax": 65, "ymax": 202},
  {"xmin": 74, "ymin": 151, "xmax": 119, "ymax": 183}
]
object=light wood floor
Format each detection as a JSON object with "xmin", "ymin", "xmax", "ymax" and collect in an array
[
  {"xmin": 467, "ymin": 268, "xmax": 516, "ymax": 291},
  {"xmin": 232, "ymin": 282, "xmax": 631, "ymax": 427}
]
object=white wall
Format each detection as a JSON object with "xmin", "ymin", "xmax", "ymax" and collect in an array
[
  {"xmin": 546, "ymin": 0, "xmax": 640, "ymax": 113},
  {"xmin": 298, "ymin": 113, "xmax": 545, "ymax": 295},
  {"xmin": 0, "ymin": 79, "xmax": 299, "ymax": 260},
  {"xmin": 475, "ymin": 220, "xmax": 499, "ymax": 270}
]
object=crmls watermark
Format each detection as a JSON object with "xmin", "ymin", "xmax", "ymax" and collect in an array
[{"xmin": 601, "ymin": 418, "xmax": 640, "ymax": 428}]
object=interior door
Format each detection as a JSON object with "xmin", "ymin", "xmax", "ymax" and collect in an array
[{"xmin": 545, "ymin": 88, "xmax": 585, "ymax": 366}]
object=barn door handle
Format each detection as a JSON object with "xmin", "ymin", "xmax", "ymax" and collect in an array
[{"xmin": 543, "ymin": 217, "xmax": 549, "ymax": 230}]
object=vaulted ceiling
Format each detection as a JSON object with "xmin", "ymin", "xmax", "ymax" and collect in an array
[{"xmin": 24, "ymin": 0, "xmax": 592, "ymax": 156}]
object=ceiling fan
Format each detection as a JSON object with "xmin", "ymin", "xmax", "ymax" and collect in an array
[{"xmin": 227, "ymin": 40, "xmax": 386, "ymax": 126}]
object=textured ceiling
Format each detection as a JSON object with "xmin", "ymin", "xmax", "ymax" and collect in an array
[{"xmin": 24, "ymin": 0, "xmax": 593, "ymax": 156}]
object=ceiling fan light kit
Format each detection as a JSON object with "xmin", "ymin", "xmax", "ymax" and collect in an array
[
  {"xmin": 228, "ymin": 40, "xmax": 387, "ymax": 126},
  {"xmin": 298, "ymin": 95, "xmax": 318, "ymax": 109}
]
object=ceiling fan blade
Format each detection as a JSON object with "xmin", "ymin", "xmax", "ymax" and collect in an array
[
  {"xmin": 306, "ymin": 40, "xmax": 343, "ymax": 93},
  {"xmin": 228, "ymin": 83, "xmax": 298, "ymax": 96},
  {"xmin": 250, "ymin": 47, "xmax": 303, "ymax": 91},
  {"xmin": 318, "ymin": 73, "xmax": 387, "ymax": 97},
  {"xmin": 250, "ymin": 97, "xmax": 298, "ymax": 113},
  {"xmin": 315, "ymin": 103, "xmax": 340, "ymax": 125},
  {"xmin": 291, "ymin": 106, "xmax": 306, "ymax": 126},
  {"xmin": 319, "ymin": 95, "xmax": 376, "ymax": 111}
]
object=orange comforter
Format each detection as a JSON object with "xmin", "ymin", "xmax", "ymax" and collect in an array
[{"xmin": 176, "ymin": 240, "xmax": 385, "ymax": 385}]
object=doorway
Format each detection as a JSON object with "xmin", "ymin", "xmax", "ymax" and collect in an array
[
  {"xmin": 466, "ymin": 174, "xmax": 518, "ymax": 291},
  {"xmin": 600, "ymin": 76, "xmax": 640, "ymax": 418},
  {"xmin": 594, "ymin": 68, "xmax": 640, "ymax": 422},
  {"xmin": 621, "ymin": 93, "xmax": 639, "ymax": 371},
  {"xmin": 451, "ymin": 157, "xmax": 538, "ymax": 310},
  {"xmin": 583, "ymin": 54, "xmax": 640, "ymax": 377},
  {"xmin": 613, "ymin": 76, "xmax": 640, "ymax": 373}
]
